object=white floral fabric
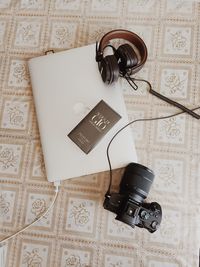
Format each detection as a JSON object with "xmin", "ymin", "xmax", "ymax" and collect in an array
[{"xmin": 0, "ymin": 1, "xmax": 200, "ymax": 267}]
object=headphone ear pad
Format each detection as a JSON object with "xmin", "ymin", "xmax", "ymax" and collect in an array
[
  {"xmin": 115, "ymin": 44, "xmax": 138, "ymax": 72},
  {"xmin": 99, "ymin": 55, "xmax": 119, "ymax": 84}
]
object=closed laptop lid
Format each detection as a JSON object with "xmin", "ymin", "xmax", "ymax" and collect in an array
[{"xmin": 28, "ymin": 44, "xmax": 137, "ymax": 182}]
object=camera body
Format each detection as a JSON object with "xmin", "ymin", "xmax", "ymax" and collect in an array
[{"xmin": 103, "ymin": 163, "xmax": 162, "ymax": 233}]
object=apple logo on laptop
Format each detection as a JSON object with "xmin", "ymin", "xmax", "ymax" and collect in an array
[{"xmin": 73, "ymin": 102, "xmax": 91, "ymax": 116}]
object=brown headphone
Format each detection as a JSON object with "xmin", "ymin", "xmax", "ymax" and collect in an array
[
  {"xmin": 96, "ymin": 29, "xmax": 200, "ymax": 119},
  {"xmin": 96, "ymin": 29, "xmax": 148, "ymax": 84}
]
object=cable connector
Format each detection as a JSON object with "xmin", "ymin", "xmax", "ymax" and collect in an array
[{"xmin": 54, "ymin": 180, "xmax": 61, "ymax": 193}]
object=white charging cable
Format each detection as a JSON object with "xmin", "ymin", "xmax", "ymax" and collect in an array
[{"xmin": 0, "ymin": 181, "xmax": 60, "ymax": 245}]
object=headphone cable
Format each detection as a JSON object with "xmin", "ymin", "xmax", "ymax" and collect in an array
[
  {"xmin": 126, "ymin": 77, "xmax": 200, "ymax": 120},
  {"xmin": 124, "ymin": 75, "xmax": 138, "ymax": 90}
]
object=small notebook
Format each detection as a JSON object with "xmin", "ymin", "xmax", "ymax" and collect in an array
[{"xmin": 28, "ymin": 44, "xmax": 137, "ymax": 182}]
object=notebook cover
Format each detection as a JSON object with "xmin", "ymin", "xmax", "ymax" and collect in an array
[{"xmin": 28, "ymin": 44, "xmax": 137, "ymax": 182}]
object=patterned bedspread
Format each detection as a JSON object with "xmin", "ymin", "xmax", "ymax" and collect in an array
[{"xmin": 0, "ymin": 0, "xmax": 200, "ymax": 266}]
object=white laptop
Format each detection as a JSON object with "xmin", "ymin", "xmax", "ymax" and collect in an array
[{"xmin": 28, "ymin": 44, "xmax": 137, "ymax": 182}]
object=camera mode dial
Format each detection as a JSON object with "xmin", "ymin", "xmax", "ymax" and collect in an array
[{"xmin": 139, "ymin": 202, "xmax": 162, "ymax": 233}]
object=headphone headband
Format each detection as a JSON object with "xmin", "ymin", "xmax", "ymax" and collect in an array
[{"xmin": 96, "ymin": 29, "xmax": 148, "ymax": 74}]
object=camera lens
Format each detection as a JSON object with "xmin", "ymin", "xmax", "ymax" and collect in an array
[{"xmin": 119, "ymin": 163, "xmax": 154, "ymax": 203}]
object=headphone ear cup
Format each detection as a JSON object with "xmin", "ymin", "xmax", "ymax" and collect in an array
[
  {"xmin": 99, "ymin": 55, "xmax": 119, "ymax": 84},
  {"xmin": 115, "ymin": 44, "xmax": 138, "ymax": 73}
]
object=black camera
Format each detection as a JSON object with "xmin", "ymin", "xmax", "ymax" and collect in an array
[{"xmin": 104, "ymin": 163, "xmax": 162, "ymax": 233}]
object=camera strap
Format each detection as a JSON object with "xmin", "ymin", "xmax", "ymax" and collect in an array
[{"xmin": 105, "ymin": 104, "xmax": 200, "ymax": 197}]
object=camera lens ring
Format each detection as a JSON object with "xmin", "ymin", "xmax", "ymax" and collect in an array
[
  {"xmin": 129, "ymin": 162, "xmax": 154, "ymax": 175},
  {"xmin": 119, "ymin": 162, "xmax": 155, "ymax": 203}
]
